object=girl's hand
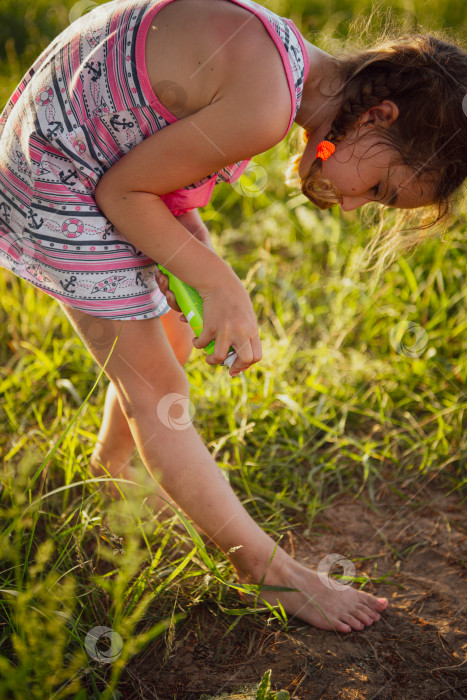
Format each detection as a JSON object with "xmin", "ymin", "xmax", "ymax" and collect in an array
[
  {"xmin": 155, "ymin": 267, "xmax": 185, "ymax": 317},
  {"xmin": 156, "ymin": 264, "xmax": 262, "ymax": 374},
  {"xmin": 155, "ymin": 209, "xmax": 262, "ymax": 374},
  {"xmin": 195, "ymin": 272, "xmax": 262, "ymax": 375}
]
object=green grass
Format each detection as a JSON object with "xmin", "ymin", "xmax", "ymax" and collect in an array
[{"xmin": 1, "ymin": 0, "xmax": 466, "ymax": 697}]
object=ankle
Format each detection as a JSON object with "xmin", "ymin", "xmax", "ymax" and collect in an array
[{"xmin": 234, "ymin": 543, "xmax": 291, "ymax": 585}]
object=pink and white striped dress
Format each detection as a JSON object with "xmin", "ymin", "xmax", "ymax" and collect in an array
[{"xmin": 0, "ymin": 0, "xmax": 309, "ymax": 319}]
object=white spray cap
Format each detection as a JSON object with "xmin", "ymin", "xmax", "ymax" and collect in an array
[{"xmin": 223, "ymin": 351, "xmax": 238, "ymax": 369}]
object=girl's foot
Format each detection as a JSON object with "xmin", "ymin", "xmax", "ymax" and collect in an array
[{"xmin": 238, "ymin": 551, "xmax": 388, "ymax": 633}]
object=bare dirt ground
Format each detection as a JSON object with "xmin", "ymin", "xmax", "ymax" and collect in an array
[{"xmin": 121, "ymin": 481, "xmax": 467, "ymax": 699}]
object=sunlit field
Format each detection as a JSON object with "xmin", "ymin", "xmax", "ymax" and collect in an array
[{"xmin": 1, "ymin": 1, "xmax": 466, "ymax": 698}]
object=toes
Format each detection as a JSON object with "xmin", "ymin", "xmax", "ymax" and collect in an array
[
  {"xmin": 334, "ymin": 621, "xmax": 352, "ymax": 634},
  {"xmin": 341, "ymin": 614, "xmax": 365, "ymax": 632},
  {"xmin": 354, "ymin": 606, "xmax": 375, "ymax": 626},
  {"xmin": 362, "ymin": 592, "xmax": 389, "ymax": 613},
  {"xmin": 358, "ymin": 601, "xmax": 381, "ymax": 622}
]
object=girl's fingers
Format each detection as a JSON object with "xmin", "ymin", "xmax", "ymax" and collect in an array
[
  {"xmin": 217, "ymin": 334, "xmax": 251, "ymax": 372},
  {"xmin": 229, "ymin": 335, "xmax": 261, "ymax": 376},
  {"xmin": 156, "ymin": 270, "xmax": 182, "ymax": 312},
  {"xmin": 155, "ymin": 269, "xmax": 170, "ymax": 295},
  {"xmin": 250, "ymin": 333, "xmax": 262, "ymax": 364},
  {"xmin": 193, "ymin": 328, "xmax": 216, "ymax": 353},
  {"xmin": 166, "ymin": 290, "xmax": 182, "ymax": 312}
]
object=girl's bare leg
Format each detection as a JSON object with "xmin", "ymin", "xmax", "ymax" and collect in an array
[
  {"xmin": 89, "ymin": 380, "xmax": 135, "ymax": 491},
  {"xmin": 88, "ymin": 309, "xmax": 193, "ymax": 512},
  {"xmin": 60, "ymin": 303, "xmax": 388, "ymax": 633}
]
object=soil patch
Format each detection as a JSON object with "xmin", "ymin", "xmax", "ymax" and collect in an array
[{"xmin": 121, "ymin": 483, "xmax": 467, "ymax": 699}]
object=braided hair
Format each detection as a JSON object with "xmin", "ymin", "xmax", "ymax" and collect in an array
[{"xmin": 287, "ymin": 32, "xmax": 467, "ymax": 268}]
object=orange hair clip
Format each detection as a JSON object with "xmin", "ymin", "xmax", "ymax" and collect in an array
[{"xmin": 316, "ymin": 140, "xmax": 336, "ymax": 161}]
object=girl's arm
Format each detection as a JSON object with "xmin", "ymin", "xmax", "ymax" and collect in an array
[
  {"xmin": 94, "ymin": 84, "xmax": 290, "ymax": 372},
  {"xmin": 175, "ymin": 209, "xmax": 215, "ymax": 252},
  {"xmin": 157, "ymin": 208, "xmax": 216, "ymax": 316}
]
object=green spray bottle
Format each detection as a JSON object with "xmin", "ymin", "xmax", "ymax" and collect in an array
[{"xmin": 157, "ymin": 265, "xmax": 238, "ymax": 368}]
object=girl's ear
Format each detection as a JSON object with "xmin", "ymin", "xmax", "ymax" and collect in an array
[{"xmin": 366, "ymin": 100, "xmax": 400, "ymax": 128}]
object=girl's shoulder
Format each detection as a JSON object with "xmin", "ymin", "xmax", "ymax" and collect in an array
[{"xmin": 145, "ymin": 0, "xmax": 291, "ymax": 133}]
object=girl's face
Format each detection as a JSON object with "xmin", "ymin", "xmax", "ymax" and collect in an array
[{"xmin": 298, "ymin": 125, "xmax": 436, "ymax": 212}]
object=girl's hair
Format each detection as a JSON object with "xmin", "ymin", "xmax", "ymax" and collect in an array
[{"xmin": 287, "ymin": 18, "xmax": 467, "ymax": 275}]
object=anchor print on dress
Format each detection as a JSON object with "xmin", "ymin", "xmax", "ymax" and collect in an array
[
  {"xmin": 109, "ymin": 115, "xmax": 135, "ymax": 132},
  {"xmin": 91, "ymin": 275, "xmax": 126, "ymax": 295},
  {"xmin": 101, "ymin": 110, "xmax": 139, "ymax": 153},
  {"xmin": 84, "ymin": 60, "xmax": 103, "ymax": 83},
  {"xmin": 102, "ymin": 221, "xmax": 116, "ymax": 240},
  {"xmin": 28, "ymin": 208, "xmax": 44, "ymax": 231},
  {"xmin": 35, "ymin": 82, "xmax": 86, "ymax": 147},
  {"xmin": 47, "ymin": 121, "xmax": 64, "ymax": 139},
  {"xmin": 59, "ymin": 168, "xmax": 78, "ymax": 188},
  {"xmin": 135, "ymin": 271, "xmax": 149, "ymax": 289},
  {"xmin": 60, "ymin": 275, "xmax": 78, "ymax": 294},
  {"xmin": 93, "ymin": 221, "xmax": 142, "ymax": 254},
  {"xmin": 0, "ymin": 202, "xmax": 11, "ymax": 228},
  {"xmin": 1, "ymin": 206, "xmax": 28, "ymax": 242}
]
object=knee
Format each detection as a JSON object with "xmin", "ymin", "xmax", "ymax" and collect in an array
[{"xmin": 115, "ymin": 367, "xmax": 191, "ymax": 422}]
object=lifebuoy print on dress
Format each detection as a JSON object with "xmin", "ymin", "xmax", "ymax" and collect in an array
[
  {"xmin": 62, "ymin": 218, "xmax": 84, "ymax": 238},
  {"xmin": 36, "ymin": 86, "xmax": 54, "ymax": 107}
]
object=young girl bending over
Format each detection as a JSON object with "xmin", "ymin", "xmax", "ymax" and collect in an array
[{"xmin": 1, "ymin": 0, "xmax": 465, "ymax": 633}]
